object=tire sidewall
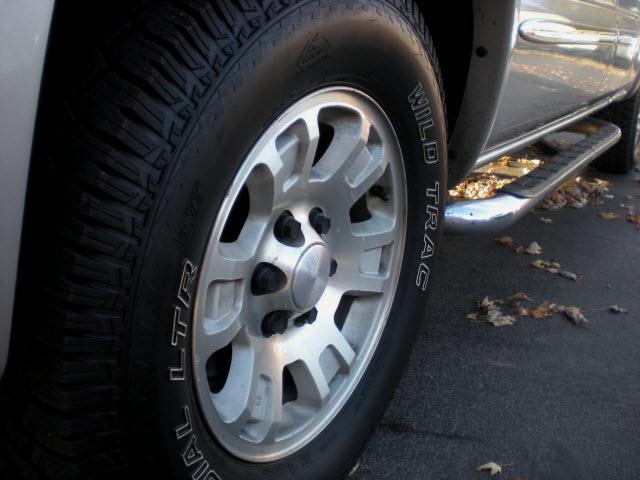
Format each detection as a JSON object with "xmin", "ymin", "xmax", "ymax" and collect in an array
[{"xmin": 127, "ymin": 2, "xmax": 446, "ymax": 479}]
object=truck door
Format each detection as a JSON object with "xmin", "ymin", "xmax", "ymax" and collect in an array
[
  {"xmin": 600, "ymin": 0, "xmax": 640, "ymax": 93},
  {"xmin": 486, "ymin": 0, "xmax": 617, "ymax": 149}
]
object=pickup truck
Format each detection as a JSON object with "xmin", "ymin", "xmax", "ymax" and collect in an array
[{"xmin": 1, "ymin": 1, "xmax": 638, "ymax": 479}]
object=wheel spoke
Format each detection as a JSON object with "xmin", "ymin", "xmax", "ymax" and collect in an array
[
  {"xmin": 244, "ymin": 347, "xmax": 283, "ymax": 443},
  {"xmin": 315, "ymin": 117, "xmax": 371, "ymax": 183},
  {"xmin": 290, "ymin": 358, "xmax": 330, "ymax": 408},
  {"xmin": 253, "ymin": 140, "xmax": 287, "ymax": 208},
  {"xmin": 295, "ymin": 109, "xmax": 321, "ymax": 184},
  {"xmin": 325, "ymin": 324, "xmax": 356, "ymax": 370},
  {"xmin": 315, "ymin": 286, "xmax": 343, "ymax": 323},
  {"xmin": 215, "ymin": 342, "xmax": 283, "ymax": 442},
  {"xmin": 333, "ymin": 269, "xmax": 386, "ymax": 294},
  {"xmin": 205, "ymin": 244, "xmax": 253, "ymax": 283},
  {"xmin": 199, "ymin": 308, "xmax": 244, "ymax": 354},
  {"xmin": 351, "ymin": 217, "xmax": 396, "ymax": 251},
  {"xmin": 346, "ymin": 148, "xmax": 387, "ymax": 201}
]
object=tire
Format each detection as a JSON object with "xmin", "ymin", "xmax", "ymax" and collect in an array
[
  {"xmin": 594, "ymin": 90, "xmax": 640, "ymax": 174},
  {"xmin": 0, "ymin": 1, "xmax": 446, "ymax": 479}
]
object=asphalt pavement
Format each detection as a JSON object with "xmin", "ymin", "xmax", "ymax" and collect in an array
[{"xmin": 352, "ymin": 167, "xmax": 640, "ymax": 480}]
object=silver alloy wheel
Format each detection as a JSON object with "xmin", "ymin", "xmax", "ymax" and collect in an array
[{"xmin": 192, "ymin": 87, "xmax": 406, "ymax": 462}]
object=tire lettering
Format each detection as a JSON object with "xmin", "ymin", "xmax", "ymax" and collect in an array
[
  {"xmin": 408, "ymin": 82, "xmax": 435, "ymax": 149},
  {"xmin": 415, "ymin": 180, "xmax": 440, "ymax": 291},
  {"xmin": 174, "ymin": 407, "xmax": 222, "ymax": 479},
  {"xmin": 169, "ymin": 259, "xmax": 198, "ymax": 381}
]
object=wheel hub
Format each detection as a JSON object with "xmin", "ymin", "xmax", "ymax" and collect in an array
[{"xmin": 291, "ymin": 243, "xmax": 331, "ymax": 310}]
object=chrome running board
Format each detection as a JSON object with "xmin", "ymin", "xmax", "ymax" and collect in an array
[
  {"xmin": 445, "ymin": 118, "xmax": 621, "ymax": 235},
  {"xmin": 474, "ymin": 92, "xmax": 625, "ymax": 169}
]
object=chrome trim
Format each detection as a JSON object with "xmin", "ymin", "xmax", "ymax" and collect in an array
[
  {"xmin": 446, "ymin": 119, "xmax": 621, "ymax": 235},
  {"xmin": 474, "ymin": 91, "xmax": 626, "ymax": 169},
  {"xmin": 519, "ymin": 19, "xmax": 617, "ymax": 45}
]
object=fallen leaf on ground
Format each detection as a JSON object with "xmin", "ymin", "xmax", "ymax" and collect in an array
[
  {"xmin": 496, "ymin": 236, "xmax": 513, "ymax": 247},
  {"xmin": 565, "ymin": 306, "xmax": 587, "ymax": 326},
  {"xmin": 510, "ymin": 292, "xmax": 532, "ymax": 302},
  {"xmin": 559, "ymin": 270, "xmax": 582, "ymax": 283},
  {"xmin": 347, "ymin": 461, "xmax": 360, "ymax": 477},
  {"xmin": 539, "ymin": 217, "xmax": 553, "ymax": 224},
  {"xmin": 609, "ymin": 305, "xmax": 629, "ymax": 313},
  {"xmin": 619, "ymin": 203, "xmax": 635, "ymax": 212},
  {"xmin": 552, "ymin": 304, "xmax": 566, "ymax": 313},
  {"xmin": 599, "ymin": 212, "xmax": 620, "ymax": 220},
  {"xmin": 540, "ymin": 177, "xmax": 611, "ymax": 210},
  {"xmin": 487, "ymin": 311, "xmax": 517, "ymax": 327},
  {"xmin": 514, "ymin": 245, "xmax": 525, "ymax": 254},
  {"xmin": 470, "ymin": 297, "xmax": 517, "ymax": 327},
  {"xmin": 449, "ymin": 174, "xmax": 516, "ymax": 200},
  {"xmin": 530, "ymin": 259, "xmax": 561, "ymax": 273},
  {"xmin": 476, "ymin": 462, "xmax": 503, "ymax": 476},
  {"xmin": 525, "ymin": 241, "xmax": 542, "ymax": 255},
  {"xmin": 627, "ymin": 213, "xmax": 640, "ymax": 228},
  {"xmin": 530, "ymin": 300, "xmax": 552, "ymax": 318}
]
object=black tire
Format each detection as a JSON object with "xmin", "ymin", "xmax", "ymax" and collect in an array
[
  {"xmin": 1, "ymin": 1, "xmax": 446, "ymax": 479},
  {"xmin": 594, "ymin": 91, "xmax": 640, "ymax": 174}
]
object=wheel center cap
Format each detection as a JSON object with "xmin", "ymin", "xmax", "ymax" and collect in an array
[{"xmin": 291, "ymin": 244, "xmax": 331, "ymax": 310}]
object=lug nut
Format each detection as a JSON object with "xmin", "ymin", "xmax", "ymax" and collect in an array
[
  {"xmin": 274, "ymin": 211, "xmax": 303, "ymax": 245},
  {"xmin": 251, "ymin": 263, "xmax": 286, "ymax": 295},
  {"xmin": 294, "ymin": 308, "xmax": 318, "ymax": 327},
  {"xmin": 309, "ymin": 208, "xmax": 331, "ymax": 235},
  {"xmin": 262, "ymin": 311, "xmax": 289, "ymax": 337}
]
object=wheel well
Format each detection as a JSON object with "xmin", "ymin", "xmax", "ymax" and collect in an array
[{"xmin": 418, "ymin": 0, "xmax": 474, "ymax": 136}]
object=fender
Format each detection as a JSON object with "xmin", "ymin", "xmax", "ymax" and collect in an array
[{"xmin": 446, "ymin": 1, "xmax": 519, "ymax": 187}]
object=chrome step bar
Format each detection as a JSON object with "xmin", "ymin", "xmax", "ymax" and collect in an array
[
  {"xmin": 444, "ymin": 118, "xmax": 621, "ymax": 235},
  {"xmin": 474, "ymin": 92, "xmax": 625, "ymax": 169}
]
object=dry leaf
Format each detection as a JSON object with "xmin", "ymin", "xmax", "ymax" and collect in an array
[
  {"xmin": 525, "ymin": 241, "xmax": 542, "ymax": 255},
  {"xmin": 609, "ymin": 305, "xmax": 629, "ymax": 313},
  {"xmin": 449, "ymin": 174, "xmax": 515, "ymax": 200},
  {"xmin": 539, "ymin": 217, "xmax": 553, "ymax": 224},
  {"xmin": 552, "ymin": 304, "xmax": 566, "ymax": 313},
  {"xmin": 627, "ymin": 213, "xmax": 640, "ymax": 228},
  {"xmin": 559, "ymin": 270, "xmax": 581, "ymax": 283},
  {"xmin": 486, "ymin": 310, "xmax": 517, "ymax": 327},
  {"xmin": 530, "ymin": 300, "xmax": 552, "ymax": 318},
  {"xmin": 510, "ymin": 292, "xmax": 531, "ymax": 302},
  {"xmin": 599, "ymin": 212, "xmax": 620, "ymax": 220},
  {"xmin": 541, "ymin": 176, "xmax": 611, "ymax": 210},
  {"xmin": 496, "ymin": 236, "xmax": 513, "ymax": 247},
  {"xmin": 565, "ymin": 306, "xmax": 587, "ymax": 326},
  {"xmin": 531, "ymin": 259, "xmax": 547, "ymax": 270},
  {"xmin": 530, "ymin": 259, "xmax": 561, "ymax": 271},
  {"xmin": 514, "ymin": 245, "xmax": 525, "ymax": 255},
  {"xmin": 476, "ymin": 462, "xmax": 502, "ymax": 476},
  {"xmin": 471, "ymin": 297, "xmax": 516, "ymax": 327}
]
